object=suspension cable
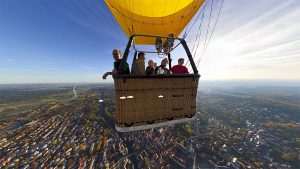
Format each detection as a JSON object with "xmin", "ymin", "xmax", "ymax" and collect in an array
[
  {"xmin": 185, "ymin": 1, "xmax": 208, "ymax": 68},
  {"xmin": 190, "ymin": 7, "xmax": 206, "ymax": 55},
  {"xmin": 195, "ymin": 0, "xmax": 214, "ymax": 67},
  {"xmin": 203, "ymin": 0, "xmax": 225, "ymax": 54},
  {"xmin": 183, "ymin": 0, "xmax": 207, "ymax": 39},
  {"xmin": 191, "ymin": 11, "xmax": 205, "ymax": 54},
  {"xmin": 185, "ymin": 8, "xmax": 206, "ymax": 68},
  {"xmin": 196, "ymin": 0, "xmax": 225, "ymax": 68}
]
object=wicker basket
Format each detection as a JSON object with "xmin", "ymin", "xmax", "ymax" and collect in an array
[{"xmin": 114, "ymin": 74, "xmax": 199, "ymax": 130}]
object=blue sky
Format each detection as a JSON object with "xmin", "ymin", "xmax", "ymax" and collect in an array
[{"xmin": 0, "ymin": 0, "xmax": 299, "ymax": 84}]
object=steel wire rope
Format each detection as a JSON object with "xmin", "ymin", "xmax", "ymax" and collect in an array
[
  {"xmin": 182, "ymin": 0, "xmax": 207, "ymax": 39},
  {"xmin": 195, "ymin": 0, "xmax": 214, "ymax": 67},
  {"xmin": 202, "ymin": 0, "xmax": 225, "ymax": 55},
  {"xmin": 196, "ymin": 0, "xmax": 224, "ymax": 67},
  {"xmin": 181, "ymin": 0, "xmax": 199, "ymax": 39},
  {"xmin": 184, "ymin": 2, "xmax": 207, "ymax": 69}
]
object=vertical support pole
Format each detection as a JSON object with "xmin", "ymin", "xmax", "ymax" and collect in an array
[
  {"xmin": 181, "ymin": 39, "xmax": 198, "ymax": 74},
  {"xmin": 131, "ymin": 51, "xmax": 137, "ymax": 68},
  {"xmin": 168, "ymin": 53, "xmax": 172, "ymax": 70},
  {"xmin": 119, "ymin": 36, "xmax": 134, "ymax": 73}
]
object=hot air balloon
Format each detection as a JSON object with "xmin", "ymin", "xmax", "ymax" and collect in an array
[{"xmin": 104, "ymin": 0, "xmax": 205, "ymax": 132}]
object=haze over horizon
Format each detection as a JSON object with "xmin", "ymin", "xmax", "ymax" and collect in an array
[{"xmin": 1, "ymin": 0, "xmax": 300, "ymax": 84}]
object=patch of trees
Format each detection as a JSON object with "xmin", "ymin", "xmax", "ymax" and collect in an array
[{"xmin": 0, "ymin": 88, "xmax": 71, "ymax": 104}]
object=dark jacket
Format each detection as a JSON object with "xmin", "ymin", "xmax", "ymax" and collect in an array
[
  {"xmin": 146, "ymin": 66, "xmax": 155, "ymax": 75},
  {"xmin": 114, "ymin": 59, "xmax": 130, "ymax": 74}
]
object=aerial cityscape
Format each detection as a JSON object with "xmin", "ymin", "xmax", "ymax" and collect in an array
[
  {"xmin": 1, "ymin": 1, "xmax": 300, "ymax": 168},
  {"xmin": 0, "ymin": 82, "xmax": 299, "ymax": 169}
]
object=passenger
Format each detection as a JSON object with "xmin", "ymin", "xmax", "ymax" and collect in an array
[
  {"xmin": 102, "ymin": 49, "xmax": 130, "ymax": 79},
  {"xmin": 171, "ymin": 58, "xmax": 189, "ymax": 74},
  {"xmin": 146, "ymin": 59, "xmax": 155, "ymax": 75},
  {"xmin": 131, "ymin": 52, "xmax": 146, "ymax": 75},
  {"xmin": 155, "ymin": 58, "xmax": 171, "ymax": 74}
]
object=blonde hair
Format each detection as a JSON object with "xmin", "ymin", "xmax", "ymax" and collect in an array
[
  {"xmin": 112, "ymin": 49, "xmax": 122, "ymax": 59},
  {"xmin": 148, "ymin": 59, "xmax": 154, "ymax": 64}
]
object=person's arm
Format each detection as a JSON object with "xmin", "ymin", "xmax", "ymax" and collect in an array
[
  {"xmin": 112, "ymin": 69, "xmax": 118, "ymax": 75},
  {"xmin": 123, "ymin": 62, "xmax": 130, "ymax": 74},
  {"xmin": 102, "ymin": 72, "xmax": 113, "ymax": 79},
  {"xmin": 131, "ymin": 62, "xmax": 136, "ymax": 74},
  {"xmin": 171, "ymin": 66, "xmax": 175, "ymax": 74},
  {"xmin": 154, "ymin": 67, "xmax": 158, "ymax": 74},
  {"xmin": 167, "ymin": 68, "xmax": 171, "ymax": 74},
  {"xmin": 137, "ymin": 61, "xmax": 145, "ymax": 74},
  {"xmin": 184, "ymin": 66, "xmax": 189, "ymax": 74},
  {"xmin": 145, "ymin": 67, "xmax": 150, "ymax": 75}
]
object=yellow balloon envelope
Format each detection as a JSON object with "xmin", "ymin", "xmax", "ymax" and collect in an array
[{"xmin": 104, "ymin": 0, "xmax": 206, "ymax": 44}]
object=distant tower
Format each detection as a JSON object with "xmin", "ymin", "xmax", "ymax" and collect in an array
[{"xmin": 73, "ymin": 85, "xmax": 78, "ymax": 98}]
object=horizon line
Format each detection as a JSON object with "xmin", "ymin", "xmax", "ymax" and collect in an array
[{"xmin": 1, "ymin": 79, "xmax": 300, "ymax": 85}]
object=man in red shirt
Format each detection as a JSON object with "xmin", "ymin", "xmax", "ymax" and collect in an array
[{"xmin": 171, "ymin": 58, "xmax": 189, "ymax": 74}]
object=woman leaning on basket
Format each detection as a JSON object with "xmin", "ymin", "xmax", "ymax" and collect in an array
[{"xmin": 102, "ymin": 49, "xmax": 130, "ymax": 79}]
